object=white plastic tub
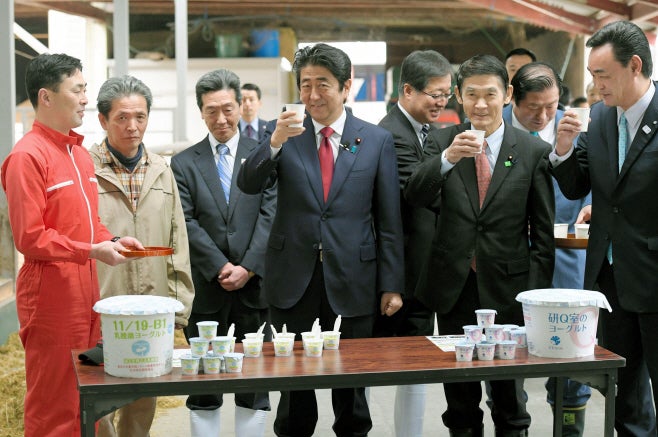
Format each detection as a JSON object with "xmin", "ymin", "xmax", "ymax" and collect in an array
[
  {"xmin": 515, "ymin": 289, "xmax": 611, "ymax": 358},
  {"xmin": 93, "ymin": 295, "xmax": 183, "ymax": 378}
]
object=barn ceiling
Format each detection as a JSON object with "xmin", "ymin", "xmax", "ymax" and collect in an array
[{"xmin": 11, "ymin": 0, "xmax": 658, "ymax": 65}]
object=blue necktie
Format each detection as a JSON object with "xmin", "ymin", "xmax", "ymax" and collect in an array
[
  {"xmin": 217, "ymin": 144, "xmax": 232, "ymax": 204},
  {"xmin": 530, "ymin": 131, "xmax": 539, "ymax": 137},
  {"xmin": 607, "ymin": 113, "xmax": 628, "ymax": 264}
]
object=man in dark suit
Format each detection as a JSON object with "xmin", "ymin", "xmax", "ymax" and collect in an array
[
  {"xmin": 171, "ymin": 69, "xmax": 276, "ymax": 437},
  {"xmin": 240, "ymin": 83, "xmax": 268, "ymax": 141},
  {"xmin": 238, "ymin": 43, "xmax": 404, "ymax": 437},
  {"xmin": 405, "ymin": 54, "xmax": 555, "ymax": 437},
  {"xmin": 552, "ymin": 21, "xmax": 658, "ymax": 436},
  {"xmin": 376, "ymin": 49, "xmax": 452, "ymax": 436}
]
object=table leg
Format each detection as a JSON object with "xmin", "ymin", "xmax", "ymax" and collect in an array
[
  {"xmin": 79, "ymin": 394, "xmax": 96, "ymax": 437},
  {"xmin": 603, "ymin": 372, "xmax": 617, "ymax": 437},
  {"xmin": 552, "ymin": 376, "xmax": 564, "ymax": 437}
]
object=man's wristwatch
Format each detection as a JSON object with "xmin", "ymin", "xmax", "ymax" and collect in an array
[{"xmin": 111, "ymin": 236, "xmax": 121, "ymax": 242}]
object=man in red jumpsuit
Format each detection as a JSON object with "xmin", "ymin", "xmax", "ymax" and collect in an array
[{"xmin": 1, "ymin": 53, "xmax": 142, "ymax": 437}]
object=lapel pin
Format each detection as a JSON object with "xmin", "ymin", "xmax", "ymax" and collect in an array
[
  {"xmin": 504, "ymin": 155, "xmax": 517, "ymax": 167},
  {"xmin": 643, "ymin": 125, "xmax": 652, "ymax": 134},
  {"xmin": 241, "ymin": 158, "xmax": 246, "ymax": 164}
]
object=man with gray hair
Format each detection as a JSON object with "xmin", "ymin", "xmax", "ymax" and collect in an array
[
  {"xmin": 377, "ymin": 49, "xmax": 453, "ymax": 437},
  {"xmin": 172, "ymin": 69, "xmax": 275, "ymax": 437},
  {"xmin": 90, "ymin": 75, "xmax": 194, "ymax": 437}
]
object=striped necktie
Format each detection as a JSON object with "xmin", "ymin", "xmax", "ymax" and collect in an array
[
  {"xmin": 217, "ymin": 144, "xmax": 232, "ymax": 204},
  {"xmin": 420, "ymin": 124, "xmax": 430, "ymax": 147}
]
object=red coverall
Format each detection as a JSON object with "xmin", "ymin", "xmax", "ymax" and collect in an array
[{"xmin": 1, "ymin": 121, "xmax": 113, "ymax": 437}]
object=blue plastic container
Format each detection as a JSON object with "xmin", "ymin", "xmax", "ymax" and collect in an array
[{"xmin": 251, "ymin": 29, "xmax": 280, "ymax": 57}]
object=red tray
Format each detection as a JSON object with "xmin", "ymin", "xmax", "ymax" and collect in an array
[{"xmin": 121, "ymin": 246, "xmax": 174, "ymax": 257}]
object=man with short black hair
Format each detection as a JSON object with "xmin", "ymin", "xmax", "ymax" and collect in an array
[{"xmin": 240, "ymin": 82, "xmax": 267, "ymax": 140}]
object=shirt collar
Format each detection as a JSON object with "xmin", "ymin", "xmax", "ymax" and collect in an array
[
  {"xmin": 397, "ymin": 102, "xmax": 425, "ymax": 136},
  {"xmin": 471, "ymin": 122, "xmax": 505, "ymax": 158},
  {"xmin": 618, "ymin": 81, "xmax": 655, "ymax": 132},
  {"xmin": 510, "ymin": 109, "xmax": 556, "ymax": 144},
  {"xmin": 208, "ymin": 130, "xmax": 240, "ymax": 156},
  {"xmin": 312, "ymin": 107, "xmax": 347, "ymax": 139}
]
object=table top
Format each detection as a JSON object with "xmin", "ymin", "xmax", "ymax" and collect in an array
[
  {"xmin": 556, "ymin": 233, "xmax": 589, "ymax": 249},
  {"xmin": 74, "ymin": 336, "xmax": 624, "ymax": 397}
]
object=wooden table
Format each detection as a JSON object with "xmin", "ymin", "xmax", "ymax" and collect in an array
[
  {"xmin": 73, "ymin": 336, "xmax": 624, "ymax": 437},
  {"xmin": 556, "ymin": 233, "xmax": 589, "ymax": 249}
]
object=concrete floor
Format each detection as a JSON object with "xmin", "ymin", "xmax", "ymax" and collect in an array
[{"xmin": 150, "ymin": 378, "xmax": 607, "ymax": 436}]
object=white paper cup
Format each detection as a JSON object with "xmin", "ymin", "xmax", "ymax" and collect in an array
[
  {"xmin": 466, "ymin": 129, "xmax": 486, "ymax": 153},
  {"xmin": 180, "ymin": 354, "xmax": 201, "ymax": 375},
  {"xmin": 202, "ymin": 354, "xmax": 222, "ymax": 374},
  {"xmin": 211, "ymin": 336, "xmax": 233, "ymax": 356},
  {"xmin": 554, "ymin": 223, "xmax": 568, "ymax": 238},
  {"xmin": 574, "ymin": 223, "xmax": 590, "ymax": 239},
  {"xmin": 189, "ymin": 337, "xmax": 210, "ymax": 357},
  {"xmin": 273, "ymin": 337, "xmax": 294, "ymax": 357},
  {"xmin": 303, "ymin": 338, "xmax": 324, "ymax": 357},
  {"xmin": 224, "ymin": 352, "xmax": 244, "ymax": 373},
  {"xmin": 196, "ymin": 321, "xmax": 218, "ymax": 340},
  {"xmin": 455, "ymin": 342, "xmax": 475, "ymax": 362},
  {"xmin": 322, "ymin": 331, "xmax": 341, "ymax": 350},
  {"xmin": 242, "ymin": 338, "xmax": 263, "ymax": 358},
  {"xmin": 571, "ymin": 107, "xmax": 590, "ymax": 132},
  {"xmin": 475, "ymin": 309, "xmax": 497, "ymax": 328},
  {"xmin": 485, "ymin": 324, "xmax": 505, "ymax": 342},
  {"xmin": 463, "ymin": 325, "xmax": 484, "ymax": 343},
  {"xmin": 510, "ymin": 328, "xmax": 527, "ymax": 347},
  {"xmin": 286, "ymin": 103, "xmax": 306, "ymax": 128},
  {"xmin": 475, "ymin": 341, "xmax": 496, "ymax": 360},
  {"xmin": 498, "ymin": 340, "xmax": 517, "ymax": 360}
]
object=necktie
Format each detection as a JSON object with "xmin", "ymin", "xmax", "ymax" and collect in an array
[
  {"xmin": 608, "ymin": 113, "xmax": 629, "ymax": 264},
  {"xmin": 475, "ymin": 140, "xmax": 491, "ymax": 208},
  {"xmin": 420, "ymin": 124, "xmax": 430, "ymax": 148},
  {"xmin": 217, "ymin": 144, "xmax": 232, "ymax": 204},
  {"xmin": 530, "ymin": 131, "xmax": 539, "ymax": 137},
  {"xmin": 319, "ymin": 126, "xmax": 335, "ymax": 202},
  {"xmin": 245, "ymin": 124, "xmax": 257, "ymax": 140},
  {"xmin": 471, "ymin": 141, "xmax": 491, "ymax": 271},
  {"xmin": 618, "ymin": 112, "xmax": 628, "ymax": 172}
]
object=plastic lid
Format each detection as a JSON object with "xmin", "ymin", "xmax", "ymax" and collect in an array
[
  {"xmin": 515, "ymin": 289, "xmax": 611, "ymax": 312},
  {"xmin": 93, "ymin": 295, "xmax": 184, "ymax": 315}
]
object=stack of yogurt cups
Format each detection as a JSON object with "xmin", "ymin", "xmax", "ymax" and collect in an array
[
  {"xmin": 181, "ymin": 321, "xmax": 244, "ymax": 375},
  {"xmin": 454, "ymin": 309, "xmax": 526, "ymax": 362}
]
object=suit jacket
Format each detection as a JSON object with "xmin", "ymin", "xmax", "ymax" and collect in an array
[
  {"xmin": 171, "ymin": 135, "xmax": 276, "ymax": 313},
  {"xmin": 405, "ymin": 122, "xmax": 555, "ymax": 323},
  {"xmin": 502, "ymin": 106, "xmax": 591, "ymax": 288},
  {"xmin": 240, "ymin": 118, "xmax": 268, "ymax": 141},
  {"xmin": 237, "ymin": 110, "xmax": 404, "ymax": 317},
  {"xmin": 378, "ymin": 105, "xmax": 439, "ymax": 300},
  {"xmin": 552, "ymin": 89, "xmax": 658, "ymax": 312}
]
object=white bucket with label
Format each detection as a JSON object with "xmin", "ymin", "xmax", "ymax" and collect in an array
[
  {"xmin": 515, "ymin": 289, "xmax": 611, "ymax": 358},
  {"xmin": 93, "ymin": 295, "xmax": 183, "ymax": 378}
]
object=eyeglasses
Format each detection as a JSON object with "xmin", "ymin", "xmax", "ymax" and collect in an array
[{"xmin": 419, "ymin": 90, "xmax": 453, "ymax": 101}]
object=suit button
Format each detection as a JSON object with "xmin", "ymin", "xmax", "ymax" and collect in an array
[
  {"xmin": 321, "ymin": 214, "xmax": 327, "ymax": 221},
  {"xmin": 612, "ymin": 207, "xmax": 619, "ymax": 213},
  {"xmin": 477, "ymin": 225, "xmax": 484, "ymax": 232},
  {"xmin": 312, "ymin": 243, "xmax": 319, "ymax": 250}
]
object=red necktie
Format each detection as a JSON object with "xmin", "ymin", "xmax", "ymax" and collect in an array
[
  {"xmin": 471, "ymin": 140, "xmax": 491, "ymax": 271},
  {"xmin": 319, "ymin": 126, "xmax": 335, "ymax": 202},
  {"xmin": 475, "ymin": 140, "xmax": 491, "ymax": 208}
]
